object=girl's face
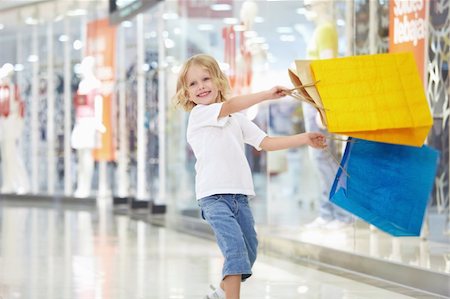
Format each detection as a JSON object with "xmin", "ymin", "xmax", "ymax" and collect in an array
[{"xmin": 186, "ymin": 64, "xmax": 219, "ymax": 106}]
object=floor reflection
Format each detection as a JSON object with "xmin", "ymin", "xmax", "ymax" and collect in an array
[{"xmin": 0, "ymin": 201, "xmax": 441, "ymax": 299}]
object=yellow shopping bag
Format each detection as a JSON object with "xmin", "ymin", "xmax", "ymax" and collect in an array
[{"xmin": 288, "ymin": 52, "xmax": 433, "ymax": 147}]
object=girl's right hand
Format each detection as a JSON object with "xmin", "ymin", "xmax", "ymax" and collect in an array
[{"xmin": 267, "ymin": 86, "xmax": 290, "ymax": 100}]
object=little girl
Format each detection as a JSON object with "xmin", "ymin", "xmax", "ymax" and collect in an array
[{"xmin": 175, "ymin": 54, "xmax": 326, "ymax": 299}]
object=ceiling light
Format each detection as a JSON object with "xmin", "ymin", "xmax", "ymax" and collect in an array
[
  {"xmin": 121, "ymin": 21, "xmax": 133, "ymax": 28},
  {"xmin": 67, "ymin": 9, "xmax": 87, "ymax": 16},
  {"xmin": 197, "ymin": 24, "xmax": 214, "ymax": 31},
  {"xmin": 54, "ymin": 15, "xmax": 64, "ymax": 22},
  {"xmin": 27, "ymin": 55, "xmax": 39, "ymax": 62},
  {"xmin": 73, "ymin": 40, "xmax": 83, "ymax": 50},
  {"xmin": 254, "ymin": 16, "xmax": 264, "ymax": 23},
  {"xmin": 210, "ymin": 4, "xmax": 232, "ymax": 11},
  {"xmin": 164, "ymin": 38, "xmax": 175, "ymax": 48},
  {"xmin": 58, "ymin": 35, "xmax": 69, "ymax": 42},
  {"xmin": 280, "ymin": 35, "xmax": 296, "ymax": 42},
  {"xmin": 162, "ymin": 12, "xmax": 179, "ymax": 20},
  {"xmin": 276, "ymin": 27, "xmax": 293, "ymax": 34},
  {"xmin": 14, "ymin": 64, "xmax": 24, "ymax": 72},
  {"xmin": 25, "ymin": 17, "xmax": 38, "ymax": 25}
]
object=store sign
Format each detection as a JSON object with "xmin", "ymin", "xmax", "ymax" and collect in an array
[
  {"xmin": 389, "ymin": 0, "xmax": 427, "ymax": 81},
  {"xmin": 86, "ymin": 18, "xmax": 116, "ymax": 161}
]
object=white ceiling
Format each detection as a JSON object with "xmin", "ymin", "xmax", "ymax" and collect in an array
[{"xmin": 0, "ymin": 0, "xmax": 47, "ymax": 12}]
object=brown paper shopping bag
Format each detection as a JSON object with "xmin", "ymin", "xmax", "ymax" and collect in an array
[{"xmin": 288, "ymin": 52, "xmax": 433, "ymax": 147}]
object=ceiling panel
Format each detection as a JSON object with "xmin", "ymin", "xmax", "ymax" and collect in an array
[{"xmin": 0, "ymin": 0, "xmax": 47, "ymax": 12}]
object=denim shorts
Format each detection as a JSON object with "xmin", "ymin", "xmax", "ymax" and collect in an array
[{"xmin": 198, "ymin": 194, "xmax": 258, "ymax": 281}]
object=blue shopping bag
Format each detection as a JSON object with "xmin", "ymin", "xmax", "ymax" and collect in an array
[{"xmin": 329, "ymin": 138, "xmax": 439, "ymax": 236}]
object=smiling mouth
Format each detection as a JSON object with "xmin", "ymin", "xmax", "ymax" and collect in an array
[{"xmin": 197, "ymin": 91, "xmax": 210, "ymax": 97}]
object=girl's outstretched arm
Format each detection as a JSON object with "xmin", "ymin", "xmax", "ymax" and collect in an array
[
  {"xmin": 260, "ymin": 132, "xmax": 327, "ymax": 151},
  {"xmin": 218, "ymin": 86, "xmax": 288, "ymax": 118}
]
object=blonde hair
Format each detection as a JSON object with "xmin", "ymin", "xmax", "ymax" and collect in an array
[{"xmin": 175, "ymin": 54, "xmax": 231, "ymax": 111}]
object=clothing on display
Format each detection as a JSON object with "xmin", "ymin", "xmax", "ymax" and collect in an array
[
  {"xmin": 71, "ymin": 56, "xmax": 106, "ymax": 198},
  {"xmin": 0, "ymin": 63, "xmax": 29, "ymax": 194},
  {"xmin": 299, "ymin": 0, "xmax": 352, "ymax": 228}
]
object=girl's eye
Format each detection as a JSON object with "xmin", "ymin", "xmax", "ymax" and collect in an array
[
  {"xmin": 189, "ymin": 82, "xmax": 196, "ymax": 87},
  {"xmin": 203, "ymin": 77, "xmax": 210, "ymax": 81}
]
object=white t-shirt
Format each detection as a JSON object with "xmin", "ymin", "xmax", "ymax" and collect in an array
[{"xmin": 187, "ymin": 103, "xmax": 267, "ymax": 200}]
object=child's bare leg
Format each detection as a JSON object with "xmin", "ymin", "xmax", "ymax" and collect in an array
[{"xmin": 221, "ymin": 275, "xmax": 241, "ymax": 299}]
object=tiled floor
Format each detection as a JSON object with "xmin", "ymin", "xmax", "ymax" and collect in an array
[{"xmin": 0, "ymin": 199, "xmax": 442, "ymax": 299}]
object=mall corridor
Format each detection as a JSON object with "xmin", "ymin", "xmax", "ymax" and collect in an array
[{"xmin": 0, "ymin": 198, "xmax": 443, "ymax": 299}]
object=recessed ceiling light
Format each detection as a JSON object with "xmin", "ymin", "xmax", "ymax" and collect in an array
[
  {"xmin": 254, "ymin": 16, "xmax": 264, "ymax": 23},
  {"xmin": 14, "ymin": 64, "xmax": 24, "ymax": 72},
  {"xmin": 58, "ymin": 35, "xmax": 69, "ymax": 42},
  {"xmin": 198, "ymin": 24, "xmax": 214, "ymax": 31},
  {"xmin": 280, "ymin": 35, "xmax": 296, "ymax": 42},
  {"xmin": 162, "ymin": 12, "xmax": 179, "ymax": 20},
  {"xmin": 25, "ymin": 17, "xmax": 38, "ymax": 25},
  {"xmin": 276, "ymin": 27, "xmax": 293, "ymax": 34},
  {"xmin": 27, "ymin": 55, "xmax": 39, "ymax": 62},
  {"xmin": 210, "ymin": 4, "xmax": 232, "ymax": 11},
  {"xmin": 73, "ymin": 40, "xmax": 83, "ymax": 50},
  {"xmin": 67, "ymin": 9, "xmax": 87, "ymax": 16}
]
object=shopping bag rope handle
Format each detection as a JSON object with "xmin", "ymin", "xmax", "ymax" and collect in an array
[
  {"xmin": 285, "ymin": 91, "xmax": 328, "ymax": 111},
  {"xmin": 285, "ymin": 81, "xmax": 329, "ymax": 111},
  {"xmin": 326, "ymin": 135, "xmax": 357, "ymax": 143},
  {"xmin": 323, "ymin": 146, "xmax": 350, "ymax": 178},
  {"xmin": 288, "ymin": 80, "xmax": 321, "ymax": 92}
]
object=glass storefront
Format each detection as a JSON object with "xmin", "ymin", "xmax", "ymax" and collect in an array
[
  {"xmin": 161, "ymin": 0, "xmax": 449, "ymax": 279},
  {"xmin": 0, "ymin": 0, "xmax": 448, "ymax": 291}
]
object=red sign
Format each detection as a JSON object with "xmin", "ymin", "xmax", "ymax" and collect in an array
[
  {"xmin": 389, "ymin": 0, "xmax": 426, "ymax": 82},
  {"xmin": 86, "ymin": 18, "xmax": 116, "ymax": 161}
]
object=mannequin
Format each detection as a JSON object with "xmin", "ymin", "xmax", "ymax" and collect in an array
[
  {"xmin": 71, "ymin": 56, "xmax": 105, "ymax": 198},
  {"xmin": 234, "ymin": 0, "xmax": 258, "ymax": 95},
  {"xmin": 0, "ymin": 63, "xmax": 29, "ymax": 194},
  {"xmin": 302, "ymin": 0, "xmax": 353, "ymax": 229}
]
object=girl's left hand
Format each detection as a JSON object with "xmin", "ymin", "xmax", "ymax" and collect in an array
[{"xmin": 308, "ymin": 132, "xmax": 327, "ymax": 149}]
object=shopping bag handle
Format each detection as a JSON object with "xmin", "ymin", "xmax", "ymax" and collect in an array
[
  {"xmin": 285, "ymin": 91, "xmax": 328, "ymax": 111},
  {"xmin": 325, "ymin": 135, "xmax": 357, "ymax": 143},
  {"xmin": 285, "ymin": 80, "xmax": 329, "ymax": 111},
  {"xmin": 287, "ymin": 80, "xmax": 320, "ymax": 92},
  {"xmin": 323, "ymin": 146, "xmax": 350, "ymax": 178}
]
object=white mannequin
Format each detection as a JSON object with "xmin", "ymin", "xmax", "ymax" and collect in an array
[
  {"xmin": 0, "ymin": 63, "xmax": 29, "ymax": 194},
  {"xmin": 240, "ymin": 0, "xmax": 258, "ymax": 31},
  {"xmin": 71, "ymin": 56, "xmax": 105, "ymax": 198},
  {"xmin": 302, "ymin": 0, "xmax": 353, "ymax": 229}
]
